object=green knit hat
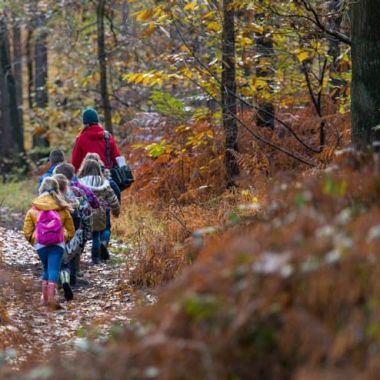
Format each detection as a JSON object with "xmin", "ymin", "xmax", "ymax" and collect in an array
[{"xmin": 82, "ymin": 108, "xmax": 99, "ymax": 125}]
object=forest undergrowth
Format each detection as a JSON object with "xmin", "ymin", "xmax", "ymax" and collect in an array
[
  {"xmin": 4, "ymin": 107, "xmax": 379, "ymax": 379},
  {"xmin": 19, "ymin": 149, "xmax": 380, "ymax": 379},
  {"xmin": 117, "ymin": 105, "xmax": 350, "ymax": 289}
]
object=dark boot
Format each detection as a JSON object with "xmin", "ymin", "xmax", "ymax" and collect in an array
[
  {"xmin": 60, "ymin": 270, "xmax": 74, "ymax": 301},
  {"xmin": 91, "ymin": 247, "xmax": 101, "ymax": 265},
  {"xmin": 100, "ymin": 243, "xmax": 110, "ymax": 261}
]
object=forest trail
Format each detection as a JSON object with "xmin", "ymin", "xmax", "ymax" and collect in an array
[{"xmin": 0, "ymin": 219, "xmax": 153, "ymax": 371}]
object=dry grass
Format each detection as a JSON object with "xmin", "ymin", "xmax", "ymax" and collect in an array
[
  {"xmin": 0, "ymin": 180, "xmax": 36, "ymax": 213},
  {"xmin": 115, "ymin": 103, "xmax": 350, "ymax": 288},
  {"xmin": 114, "ymin": 198, "xmax": 237, "ymax": 287}
]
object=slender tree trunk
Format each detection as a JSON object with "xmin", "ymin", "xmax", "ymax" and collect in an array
[
  {"xmin": 26, "ymin": 27, "xmax": 34, "ymax": 109},
  {"xmin": 13, "ymin": 21, "xmax": 23, "ymax": 131},
  {"xmin": 34, "ymin": 13, "xmax": 48, "ymax": 108},
  {"xmin": 351, "ymin": 0, "xmax": 380, "ymax": 150},
  {"xmin": 0, "ymin": 18, "xmax": 13, "ymax": 158},
  {"xmin": 255, "ymin": 1, "xmax": 275, "ymax": 129},
  {"xmin": 33, "ymin": 12, "xmax": 49, "ymax": 147},
  {"xmin": 221, "ymin": 0, "xmax": 239, "ymax": 187},
  {"xmin": 97, "ymin": 0, "xmax": 113, "ymax": 133},
  {"xmin": 0, "ymin": 16, "xmax": 23, "ymax": 157}
]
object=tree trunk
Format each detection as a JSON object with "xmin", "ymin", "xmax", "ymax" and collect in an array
[
  {"xmin": 33, "ymin": 12, "xmax": 49, "ymax": 147},
  {"xmin": 13, "ymin": 21, "xmax": 23, "ymax": 132},
  {"xmin": 34, "ymin": 13, "xmax": 48, "ymax": 108},
  {"xmin": 221, "ymin": 0, "xmax": 239, "ymax": 187},
  {"xmin": 255, "ymin": 1, "xmax": 275, "ymax": 129},
  {"xmin": 0, "ymin": 18, "xmax": 13, "ymax": 158},
  {"xmin": 0, "ymin": 16, "xmax": 23, "ymax": 158},
  {"xmin": 351, "ymin": 0, "xmax": 380, "ymax": 150},
  {"xmin": 97, "ymin": 0, "xmax": 113, "ymax": 133},
  {"xmin": 26, "ymin": 26, "xmax": 34, "ymax": 109}
]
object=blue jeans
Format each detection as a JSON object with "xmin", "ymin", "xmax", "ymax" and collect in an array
[
  {"xmin": 92, "ymin": 209, "xmax": 111, "ymax": 249},
  {"xmin": 37, "ymin": 246, "xmax": 64, "ymax": 283}
]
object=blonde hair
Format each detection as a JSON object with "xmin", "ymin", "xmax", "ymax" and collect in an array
[
  {"xmin": 39, "ymin": 177, "xmax": 73, "ymax": 212},
  {"xmin": 52, "ymin": 174, "xmax": 69, "ymax": 193},
  {"xmin": 78, "ymin": 159, "xmax": 104, "ymax": 179},
  {"xmin": 84, "ymin": 152, "xmax": 104, "ymax": 166}
]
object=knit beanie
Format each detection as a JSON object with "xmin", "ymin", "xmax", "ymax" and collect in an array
[{"xmin": 82, "ymin": 108, "xmax": 99, "ymax": 125}]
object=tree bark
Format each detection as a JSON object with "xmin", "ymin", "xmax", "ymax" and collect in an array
[
  {"xmin": 351, "ymin": 0, "xmax": 380, "ymax": 150},
  {"xmin": 33, "ymin": 11, "xmax": 49, "ymax": 147},
  {"xmin": 97, "ymin": 0, "xmax": 113, "ymax": 133},
  {"xmin": 34, "ymin": 13, "xmax": 48, "ymax": 108},
  {"xmin": 255, "ymin": 2, "xmax": 275, "ymax": 129},
  {"xmin": 0, "ymin": 18, "xmax": 13, "ymax": 158},
  {"xmin": 26, "ymin": 27, "xmax": 34, "ymax": 109},
  {"xmin": 12, "ymin": 21, "xmax": 23, "ymax": 131},
  {"xmin": 0, "ymin": 16, "xmax": 23, "ymax": 157},
  {"xmin": 221, "ymin": 0, "xmax": 239, "ymax": 187}
]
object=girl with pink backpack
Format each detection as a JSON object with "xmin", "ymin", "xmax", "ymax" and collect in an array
[{"xmin": 23, "ymin": 178, "xmax": 75, "ymax": 308}]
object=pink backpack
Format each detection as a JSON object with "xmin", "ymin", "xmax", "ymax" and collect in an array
[{"xmin": 35, "ymin": 209, "xmax": 64, "ymax": 245}]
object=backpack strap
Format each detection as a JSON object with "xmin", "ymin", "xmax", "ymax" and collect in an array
[{"xmin": 104, "ymin": 131, "xmax": 113, "ymax": 167}]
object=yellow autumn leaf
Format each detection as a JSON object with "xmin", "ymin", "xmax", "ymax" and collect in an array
[
  {"xmin": 254, "ymin": 78, "xmax": 268, "ymax": 89},
  {"xmin": 297, "ymin": 51, "xmax": 310, "ymax": 62},
  {"xmin": 206, "ymin": 21, "xmax": 220, "ymax": 32},
  {"xmin": 184, "ymin": 2, "xmax": 197, "ymax": 11},
  {"xmin": 112, "ymin": 112, "xmax": 122, "ymax": 125},
  {"xmin": 135, "ymin": 9, "xmax": 154, "ymax": 22}
]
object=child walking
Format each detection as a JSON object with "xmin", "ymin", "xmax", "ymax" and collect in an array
[
  {"xmin": 54, "ymin": 162, "xmax": 99, "ymax": 281},
  {"xmin": 52, "ymin": 173, "xmax": 93, "ymax": 300},
  {"xmin": 78, "ymin": 159, "xmax": 120, "ymax": 264},
  {"xmin": 84, "ymin": 152, "xmax": 121, "ymax": 201},
  {"xmin": 23, "ymin": 178, "xmax": 75, "ymax": 308},
  {"xmin": 81, "ymin": 153, "xmax": 120, "ymax": 261}
]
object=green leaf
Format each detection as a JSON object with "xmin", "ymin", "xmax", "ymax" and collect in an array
[{"xmin": 150, "ymin": 90, "xmax": 187, "ymax": 121}]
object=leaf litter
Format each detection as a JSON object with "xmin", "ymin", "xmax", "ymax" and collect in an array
[{"xmin": 0, "ymin": 223, "xmax": 155, "ymax": 371}]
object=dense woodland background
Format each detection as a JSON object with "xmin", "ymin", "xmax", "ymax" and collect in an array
[
  {"xmin": 2, "ymin": 0, "xmax": 380, "ymax": 379},
  {"xmin": 0, "ymin": 0, "xmax": 355, "ymax": 175}
]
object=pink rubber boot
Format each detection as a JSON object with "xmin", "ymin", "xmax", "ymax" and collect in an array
[
  {"xmin": 41, "ymin": 280, "xmax": 48, "ymax": 305},
  {"xmin": 47, "ymin": 282, "xmax": 60, "ymax": 310}
]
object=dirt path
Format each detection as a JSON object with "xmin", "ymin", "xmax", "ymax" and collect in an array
[{"xmin": 0, "ymin": 225, "xmax": 153, "ymax": 371}]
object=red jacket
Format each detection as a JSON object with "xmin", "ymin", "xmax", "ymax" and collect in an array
[{"xmin": 71, "ymin": 124, "xmax": 121, "ymax": 172}]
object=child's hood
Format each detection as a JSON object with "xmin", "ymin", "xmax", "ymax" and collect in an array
[
  {"xmin": 78, "ymin": 176, "xmax": 110, "ymax": 191},
  {"xmin": 80, "ymin": 124, "xmax": 105, "ymax": 140},
  {"xmin": 32, "ymin": 193, "xmax": 61, "ymax": 211}
]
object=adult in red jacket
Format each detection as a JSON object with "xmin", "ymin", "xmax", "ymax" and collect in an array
[{"xmin": 71, "ymin": 108, "xmax": 120, "ymax": 172}]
